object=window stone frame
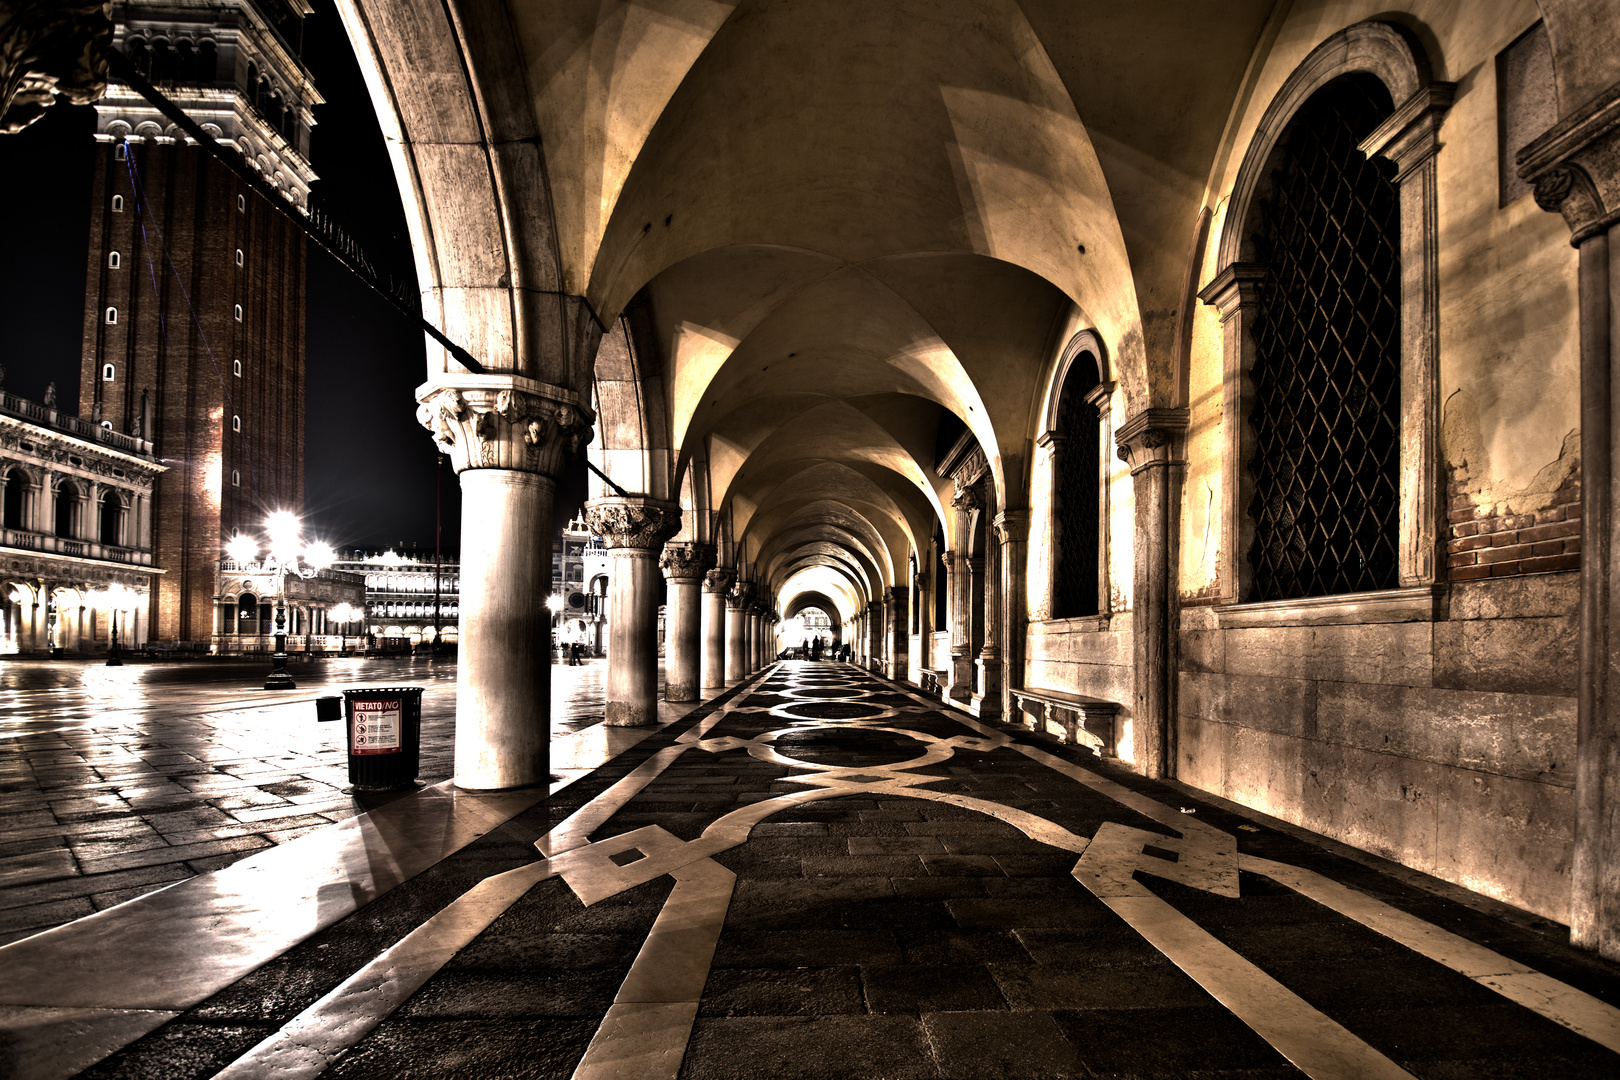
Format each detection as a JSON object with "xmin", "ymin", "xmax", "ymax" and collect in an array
[{"xmin": 1200, "ymin": 20, "xmax": 1454, "ymax": 606}]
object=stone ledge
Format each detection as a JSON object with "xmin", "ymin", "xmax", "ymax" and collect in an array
[{"xmin": 1212, "ymin": 585, "xmax": 1445, "ymax": 629}]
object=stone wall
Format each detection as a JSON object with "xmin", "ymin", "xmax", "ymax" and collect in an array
[
  {"xmin": 1177, "ymin": 573, "xmax": 1577, "ymax": 921},
  {"xmin": 1024, "ymin": 616, "xmax": 1134, "ymax": 760}
]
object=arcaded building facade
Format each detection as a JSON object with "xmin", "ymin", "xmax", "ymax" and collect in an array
[{"xmin": 320, "ymin": 0, "xmax": 1620, "ymax": 962}]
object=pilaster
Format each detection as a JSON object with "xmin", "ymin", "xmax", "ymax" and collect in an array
[
  {"xmin": 1116, "ymin": 407, "xmax": 1189, "ymax": 780},
  {"xmin": 1518, "ymin": 80, "xmax": 1620, "ymax": 960}
]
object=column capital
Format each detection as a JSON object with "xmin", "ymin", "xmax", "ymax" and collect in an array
[
  {"xmin": 703, "ymin": 568, "xmax": 735, "ymax": 594},
  {"xmin": 583, "ymin": 496, "xmax": 682, "ymax": 553},
  {"xmin": 660, "ymin": 542, "xmax": 716, "ymax": 581},
  {"xmin": 1358, "ymin": 81, "xmax": 1455, "ymax": 181},
  {"xmin": 417, "ymin": 377, "xmax": 594, "ymax": 476},
  {"xmin": 1197, "ymin": 263, "xmax": 1266, "ymax": 321},
  {"xmin": 1115, "ymin": 408, "xmax": 1190, "ymax": 474},
  {"xmin": 728, "ymin": 581, "xmax": 754, "ymax": 611},
  {"xmin": 992, "ymin": 510, "xmax": 1028, "ymax": 545},
  {"xmin": 1517, "ymin": 81, "xmax": 1620, "ymax": 244},
  {"xmin": 950, "ymin": 482, "xmax": 983, "ymax": 512}
]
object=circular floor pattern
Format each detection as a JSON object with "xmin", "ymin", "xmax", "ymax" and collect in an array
[
  {"xmin": 778, "ymin": 701, "xmax": 888, "ymax": 720},
  {"xmin": 768, "ymin": 727, "xmax": 928, "ymax": 767}
]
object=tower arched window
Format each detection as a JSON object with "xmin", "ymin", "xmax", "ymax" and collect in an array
[
  {"xmin": 1243, "ymin": 74, "xmax": 1399, "ymax": 601},
  {"xmin": 55, "ymin": 480, "xmax": 79, "ymax": 539},
  {"xmin": 111, "ymin": 195, "xmax": 123, "ymax": 212},
  {"xmin": 3, "ymin": 470, "xmax": 26, "ymax": 530},
  {"xmin": 99, "ymin": 493, "xmax": 125, "ymax": 547},
  {"xmin": 108, "ymin": 250, "xmax": 120, "ymax": 269}
]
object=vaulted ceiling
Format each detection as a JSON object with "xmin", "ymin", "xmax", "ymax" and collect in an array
[{"xmin": 343, "ymin": 0, "xmax": 1282, "ymax": 620}]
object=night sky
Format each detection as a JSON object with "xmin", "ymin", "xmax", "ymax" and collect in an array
[{"xmin": 0, "ymin": 1, "xmax": 585, "ymax": 553}]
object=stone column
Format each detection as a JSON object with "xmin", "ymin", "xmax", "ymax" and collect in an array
[
  {"xmin": 726, "ymin": 581, "xmax": 752, "ymax": 681},
  {"xmin": 1519, "ymin": 82, "xmax": 1620, "ymax": 959},
  {"xmin": 701, "ymin": 568, "xmax": 733, "ymax": 689},
  {"xmin": 973, "ymin": 499, "xmax": 1003, "ymax": 719},
  {"xmin": 660, "ymin": 543, "xmax": 715, "ymax": 703},
  {"xmin": 585, "ymin": 497, "xmax": 683, "ymax": 726},
  {"xmin": 948, "ymin": 484, "xmax": 978, "ymax": 701},
  {"xmin": 866, "ymin": 599, "xmax": 881, "ymax": 671},
  {"xmin": 995, "ymin": 510, "xmax": 1029, "ymax": 720},
  {"xmin": 418, "ymin": 379, "xmax": 592, "ymax": 789},
  {"xmin": 1116, "ymin": 409, "xmax": 1189, "ymax": 780},
  {"xmin": 885, "ymin": 586, "xmax": 908, "ymax": 681}
]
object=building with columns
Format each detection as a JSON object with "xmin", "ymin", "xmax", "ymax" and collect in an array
[
  {"xmin": 0, "ymin": 386, "xmax": 164, "ymax": 655},
  {"xmin": 16, "ymin": 0, "xmax": 1620, "ymax": 979}
]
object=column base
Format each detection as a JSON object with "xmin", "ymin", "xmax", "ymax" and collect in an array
[
  {"xmin": 970, "ymin": 657, "xmax": 1002, "ymax": 718},
  {"xmin": 605, "ymin": 701, "xmax": 659, "ymax": 727}
]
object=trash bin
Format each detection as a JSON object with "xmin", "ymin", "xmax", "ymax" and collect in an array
[{"xmin": 339, "ymin": 686, "xmax": 424, "ymax": 791}]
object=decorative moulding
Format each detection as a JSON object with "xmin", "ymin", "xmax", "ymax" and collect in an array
[{"xmin": 1212, "ymin": 584, "xmax": 1446, "ymax": 629}]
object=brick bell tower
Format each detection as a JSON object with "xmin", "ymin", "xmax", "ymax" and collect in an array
[{"xmin": 77, "ymin": 1, "xmax": 319, "ymax": 643}]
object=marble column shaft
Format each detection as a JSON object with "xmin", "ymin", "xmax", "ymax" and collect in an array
[
  {"xmin": 417, "ymin": 378, "xmax": 593, "ymax": 790},
  {"xmin": 701, "ymin": 569, "xmax": 734, "ymax": 689},
  {"xmin": 995, "ymin": 510, "xmax": 1029, "ymax": 720},
  {"xmin": 660, "ymin": 543, "xmax": 716, "ymax": 704},
  {"xmin": 586, "ymin": 497, "xmax": 683, "ymax": 726},
  {"xmin": 726, "ymin": 582, "xmax": 752, "ymax": 681}
]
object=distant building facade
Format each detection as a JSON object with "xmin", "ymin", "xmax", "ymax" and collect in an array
[
  {"xmin": 0, "ymin": 388, "xmax": 164, "ymax": 655},
  {"xmin": 331, "ymin": 548, "xmax": 461, "ymax": 648},
  {"xmin": 551, "ymin": 515, "xmax": 608, "ymax": 657},
  {"xmin": 78, "ymin": 0, "xmax": 319, "ymax": 644},
  {"xmin": 212, "ymin": 552, "xmax": 364, "ymax": 654}
]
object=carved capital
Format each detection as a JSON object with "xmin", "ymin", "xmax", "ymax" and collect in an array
[
  {"xmin": 703, "ymin": 568, "xmax": 735, "ymax": 594},
  {"xmin": 728, "ymin": 581, "xmax": 754, "ymax": 611},
  {"xmin": 416, "ymin": 379, "xmax": 593, "ymax": 476},
  {"xmin": 1115, "ymin": 408, "xmax": 1189, "ymax": 472},
  {"xmin": 1517, "ymin": 81, "xmax": 1620, "ymax": 245},
  {"xmin": 950, "ymin": 482, "xmax": 982, "ymax": 513},
  {"xmin": 1, "ymin": 1, "xmax": 112, "ymax": 134},
  {"xmin": 660, "ymin": 542, "xmax": 716, "ymax": 581},
  {"xmin": 583, "ymin": 497, "xmax": 682, "ymax": 552},
  {"xmin": 993, "ymin": 510, "xmax": 1028, "ymax": 546}
]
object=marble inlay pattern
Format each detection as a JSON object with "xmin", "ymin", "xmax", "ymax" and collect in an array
[{"xmin": 40, "ymin": 663, "xmax": 1620, "ymax": 1080}]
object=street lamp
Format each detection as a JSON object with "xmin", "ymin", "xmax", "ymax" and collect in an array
[
  {"xmin": 229, "ymin": 511, "xmax": 335, "ymax": 690},
  {"xmin": 329, "ymin": 602, "xmax": 356, "ymax": 653},
  {"xmin": 99, "ymin": 583, "xmax": 137, "ymax": 666}
]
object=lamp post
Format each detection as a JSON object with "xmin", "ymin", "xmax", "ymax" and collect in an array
[
  {"xmin": 101, "ymin": 583, "xmax": 136, "ymax": 666},
  {"xmin": 228, "ymin": 512, "xmax": 335, "ymax": 690}
]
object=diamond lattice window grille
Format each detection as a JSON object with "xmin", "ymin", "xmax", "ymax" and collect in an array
[{"xmin": 1247, "ymin": 74, "xmax": 1400, "ymax": 602}]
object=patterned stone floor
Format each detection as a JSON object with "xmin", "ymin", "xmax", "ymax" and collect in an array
[{"xmin": 7, "ymin": 661, "xmax": 1620, "ymax": 1079}]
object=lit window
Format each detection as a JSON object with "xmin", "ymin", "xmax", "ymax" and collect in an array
[
  {"xmin": 111, "ymin": 195, "xmax": 124, "ymax": 212},
  {"xmin": 233, "ymin": 359, "xmax": 241, "ymax": 376},
  {"xmin": 102, "ymin": 363, "xmax": 115, "ymax": 382},
  {"xmin": 237, "ymin": 194, "xmax": 245, "ymax": 212},
  {"xmin": 105, "ymin": 307, "xmax": 117, "ymax": 324},
  {"xmin": 232, "ymin": 415, "xmax": 241, "ymax": 432},
  {"xmin": 235, "ymin": 248, "xmax": 243, "ymax": 266},
  {"xmin": 233, "ymin": 303, "xmax": 242, "ymax": 321},
  {"xmin": 232, "ymin": 469, "xmax": 240, "ymax": 487},
  {"xmin": 115, "ymin": 143, "xmax": 127, "ymax": 161},
  {"xmin": 108, "ymin": 251, "xmax": 120, "ymax": 269}
]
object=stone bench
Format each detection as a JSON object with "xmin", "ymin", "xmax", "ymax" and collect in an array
[{"xmin": 1009, "ymin": 687, "xmax": 1121, "ymax": 757}]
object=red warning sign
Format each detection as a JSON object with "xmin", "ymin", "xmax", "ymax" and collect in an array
[{"xmin": 351, "ymin": 698, "xmax": 402, "ymax": 755}]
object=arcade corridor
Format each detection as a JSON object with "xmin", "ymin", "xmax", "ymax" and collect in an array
[{"xmin": 5, "ymin": 662, "xmax": 1616, "ymax": 1078}]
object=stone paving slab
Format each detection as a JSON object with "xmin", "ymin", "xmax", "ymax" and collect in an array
[{"xmin": 0, "ymin": 656, "xmax": 626, "ymax": 946}]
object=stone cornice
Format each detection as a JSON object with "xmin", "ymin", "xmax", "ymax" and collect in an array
[
  {"xmin": 416, "ymin": 378, "xmax": 593, "ymax": 476},
  {"xmin": 583, "ymin": 497, "xmax": 681, "ymax": 552},
  {"xmin": 1197, "ymin": 263, "xmax": 1266, "ymax": 320}
]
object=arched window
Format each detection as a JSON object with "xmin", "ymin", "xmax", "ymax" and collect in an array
[
  {"xmin": 1244, "ymin": 74, "xmax": 1399, "ymax": 601},
  {"xmin": 109, "ymin": 250, "xmax": 120, "ymax": 269},
  {"xmin": 55, "ymin": 480, "xmax": 78, "ymax": 538},
  {"xmin": 197, "ymin": 41, "xmax": 218, "ymax": 83},
  {"xmin": 99, "ymin": 493, "xmax": 124, "ymax": 546},
  {"xmin": 3, "ymin": 470, "xmax": 26, "ymax": 530},
  {"xmin": 175, "ymin": 39, "xmax": 197, "ymax": 83},
  {"xmin": 111, "ymin": 195, "xmax": 123, "ymax": 212},
  {"xmin": 1050, "ymin": 350, "xmax": 1102, "ymax": 618},
  {"xmin": 128, "ymin": 38, "xmax": 151, "ymax": 78},
  {"xmin": 239, "ymin": 593, "xmax": 257, "ymax": 633},
  {"xmin": 150, "ymin": 38, "xmax": 176, "ymax": 84}
]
